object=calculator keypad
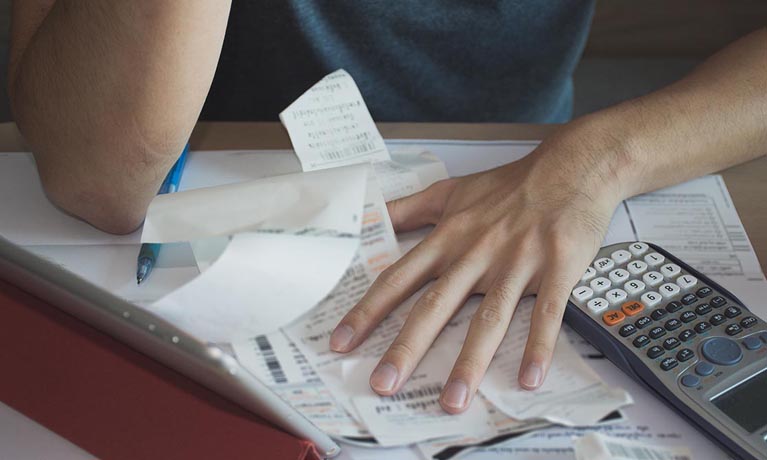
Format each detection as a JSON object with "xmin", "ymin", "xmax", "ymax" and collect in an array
[{"xmin": 569, "ymin": 241, "xmax": 766, "ymax": 381}]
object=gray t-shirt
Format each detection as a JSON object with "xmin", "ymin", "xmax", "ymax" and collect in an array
[{"xmin": 201, "ymin": 1, "xmax": 595, "ymax": 122}]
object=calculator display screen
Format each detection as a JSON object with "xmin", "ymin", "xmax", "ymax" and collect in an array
[{"xmin": 712, "ymin": 370, "xmax": 767, "ymax": 433}]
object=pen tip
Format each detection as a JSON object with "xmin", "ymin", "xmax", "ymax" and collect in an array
[{"xmin": 137, "ymin": 276, "xmax": 144, "ymax": 285}]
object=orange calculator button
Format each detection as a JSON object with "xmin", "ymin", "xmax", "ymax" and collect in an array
[
  {"xmin": 602, "ymin": 310, "xmax": 625, "ymax": 326},
  {"xmin": 621, "ymin": 301, "xmax": 645, "ymax": 316}
]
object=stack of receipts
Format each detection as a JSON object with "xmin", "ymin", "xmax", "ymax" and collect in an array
[{"xmin": 137, "ymin": 69, "xmax": 632, "ymax": 452}]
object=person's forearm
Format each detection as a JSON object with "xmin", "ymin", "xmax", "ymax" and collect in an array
[
  {"xmin": 9, "ymin": 1, "xmax": 231, "ymax": 233},
  {"xmin": 574, "ymin": 27, "xmax": 767, "ymax": 200}
]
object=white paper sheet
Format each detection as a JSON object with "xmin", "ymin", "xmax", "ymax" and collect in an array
[
  {"xmin": 280, "ymin": 69, "xmax": 391, "ymax": 171},
  {"xmin": 574, "ymin": 432, "xmax": 692, "ymax": 460}
]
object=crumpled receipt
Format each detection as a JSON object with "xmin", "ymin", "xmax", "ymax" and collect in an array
[{"xmin": 142, "ymin": 165, "xmax": 368, "ymax": 342}]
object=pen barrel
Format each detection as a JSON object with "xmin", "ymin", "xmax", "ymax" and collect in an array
[{"xmin": 138, "ymin": 243, "xmax": 161, "ymax": 262}]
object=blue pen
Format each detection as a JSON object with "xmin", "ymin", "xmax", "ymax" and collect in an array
[{"xmin": 136, "ymin": 143, "xmax": 190, "ymax": 284}]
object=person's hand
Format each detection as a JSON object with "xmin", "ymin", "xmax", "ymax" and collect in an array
[{"xmin": 329, "ymin": 124, "xmax": 628, "ymax": 413}]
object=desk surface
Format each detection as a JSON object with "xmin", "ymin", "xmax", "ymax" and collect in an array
[{"xmin": 0, "ymin": 120, "xmax": 764, "ymax": 273}]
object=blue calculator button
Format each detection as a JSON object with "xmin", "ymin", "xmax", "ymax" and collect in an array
[
  {"xmin": 695, "ymin": 362, "xmax": 715, "ymax": 376},
  {"xmin": 701, "ymin": 337, "xmax": 743, "ymax": 366},
  {"xmin": 761, "ymin": 332, "xmax": 767, "ymax": 343},
  {"xmin": 681, "ymin": 374, "xmax": 700, "ymax": 387},
  {"xmin": 743, "ymin": 336, "xmax": 762, "ymax": 351}
]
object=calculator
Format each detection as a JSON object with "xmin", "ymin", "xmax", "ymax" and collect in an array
[{"xmin": 565, "ymin": 242, "xmax": 767, "ymax": 460}]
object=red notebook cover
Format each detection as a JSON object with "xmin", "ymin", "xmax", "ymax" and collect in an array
[{"xmin": 0, "ymin": 279, "xmax": 320, "ymax": 460}]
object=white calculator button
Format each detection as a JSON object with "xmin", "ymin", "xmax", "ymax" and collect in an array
[
  {"xmin": 676, "ymin": 275, "xmax": 698, "ymax": 289},
  {"xmin": 642, "ymin": 271, "xmax": 664, "ymax": 287},
  {"xmin": 590, "ymin": 277, "xmax": 612, "ymax": 293},
  {"xmin": 606, "ymin": 288, "xmax": 628, "ymax": 305},
  {"xmin": 627, "ymin": 260, "xmax": 648, "ymax": 275},
  {"xmin": 587, "ymin": 298, "xmax": 609, "ymax": 314},
  {"xmin": 628, "ymin": 242, "xmax": 649, "ymax": 256},
  {"xmin": 659, "ymin": 282, "xmax": 681, "ymax": 298},
  {"xmin": 581, "ymin": 266, "xmax": 597, "ymax": 282},
  {"xmin": 610, "ymin": 249, "xmax": 632, "ymax": 264},
  {"xmin": 641, "ymin": 291, "xmax": 662, "ymax": 308},
  {"xmin": 593, "ymin": 257, "xmax": 615, "ymax": 273},
  {"xmin": 624, "ymin": 279, "xmax": 646, "ymax": 295},
  {"xmin": 608, "ymin": 268, "xmax": 630, "ymax": 284},
  {"xmin": 572, "ymin": 286, "xmax": 594, "ymax": 302},
  {"xmin": 660, "ymin": 263, "xmax": 681, "ymax": 278},
  {"xmin": 644, "ymin": 252, "xmax": 665, "ymax": 267}
]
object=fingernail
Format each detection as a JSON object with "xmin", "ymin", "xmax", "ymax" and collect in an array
[
  {"xmin": 441, "ymin": 380, "xmax": 469, "ymax": 409},
  {"xmin": 370, "ymin": 363, "xmax": 398, "ymax": 393},
  {"xmin": 329, "ymin": 324, "xmax": 355, "ymax": 352},
  {"xmin": 520, "ymin": 362, "xmax": 543, "ymax": 389}
]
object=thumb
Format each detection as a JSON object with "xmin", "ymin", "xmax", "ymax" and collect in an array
[{"xmin": 386, "ymin": 179, "xmax": 456, "ymax": 232}]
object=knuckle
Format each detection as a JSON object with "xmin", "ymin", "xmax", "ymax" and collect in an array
[
  {"xmin": 537, "ymin": 299, "xmax": 565, "ymax": 322},
  {"xmin": 343, "ymin": 303, "xmax": 373, "ymax": 326},
  {"xmin": 454, "ymin": 354, "xmax": 487, "ymax": 377},
  {"xmin": 378, "ymin": 265, "xmax": 409, "ymax": 290},
  {"xmin": 418, "ymin": 288, "xmax": 448, "ymax": 314},
  {"xmin": 527, "ymin": 336, "xmax": 555, "ymax": 357},
  {"xmin": 474, "ymin": 303, "xmax": 507, "ymax": 326},
  {"xmin": 387, "ymin": 340, "xmax": 417, "ymax": 362},
  {"xmin": 493, "ymin": 276, "xmax": 521, "ymax": 305}
]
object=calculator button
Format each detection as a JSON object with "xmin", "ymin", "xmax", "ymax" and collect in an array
[
  {"xmin": 633, "ymin": 335, "xmax": 650, "ymax": 348},
  {"xmin": 642, "ymin": 271, "xmax": 664, "ymax": 287},
  {"xmin": 634, "ymin": 316, "xmax": 652, "ymax": 329},
  {"xmin": 640, "ymin": 291, "xmax": 662, "ymax": 308},
  {"xmin": 693, "ymin": 322, "xmax": 712, "ymax": 334},
  {"xmin": 660, "ymin": 357, "xmax": 678, "ymax": 371},
  {"xmin": 581, "ymin": 266, "xmax": 597, "ymax": 281},
  {"xmin": 572, "ymin": 286, "xmax": 594, "ymax": 302},
  {"xmin": 602, "ymin": 310, "xmax": 625, "ymax": 326},
  {"xmin": 586, "ymin": 298, "xmax": 609, "ymax": 314},
  {"xmin": 621, "ymin": 301, "xmax": 644, "ymax": 316},
  {"xmin": 761, "ymin": 332, "xmax": 767, "ymax": 343},
  {"xmin": 701, "ymin": 337, "xmax": 742, "ymax": 365},
  {"xmin": 623, "ymin": 279, "xmax": 645, "ymax": 295},
  {"xmin": 610, "ymin": 249, "xmax": 632, "ymax": 264},
  {"xmin": 594, "ymin": 257, "xmax": 615, "ymax": 273},
  {"xmin": 676, "ymin": 275, "xmax": 697, "ymax": 289},
  {"xmin": 628, "ymin": 242, "xmax": 649, "ymax": 256},
  {"xmin": 660, "ymin": 263, "xmax": 681, "ymax": 278},
  {"xmin": 678, "ymin": 329, "xmax": 696, "ymax": 342},
  {"xmin": 710, "ymin": 296, "xmax": 727, "ymax": 308},
  {"xmin": 743, "ymin": 336, "xmax": 762, "ymax": 351},
  {"xmin": 608, "ymin": 268, "xmax": 630, "ymax": 284},
  {"xmin": 724, "ymin": 306, "xmax": 741, "ymax": 319},
  {"xmin": 644, "ymin": 252, "xmax": 665, "ymax": 267},
  {"xmin": 681, "ymin": 374, "xmax": 700, "ymax": 387},
  {"xmin": 694, "ymin": 303, "xmax": 712, "ymax": 316},
  {"xmin": 659, "ymin": 283, "xmax": 681, "ymax": 299},
  {"xmin": 740, "ymin": 316, "xmax": 757, "ymax": 329},
  {"xmin": 619, "ymin": 324, "xmax": 637, "ymax": 337},
  {"xmin": 665, "ymin": 301, "xmax": 683, "ymax": 313},
  {"xmin": 651, "ymin": 309, "xmax": 668, "ymax": 321},
  {"xmin": 680, "ymin": 293, "xmax": 697, "ymax": 305},
  {"xmin": 680, "ymin": 311, "xmax": 697, "ymax": 323},
  {"xmin": 647, "ymin": 346, "xmax": 665, "ymax": 359},
  {"xmin": 665, "ymin": 319, "xmax": 682, "ymax": 331},
  {"xmin": 663, "ymin": 337, "xmax": 681, "ymax": 350},
  {"xmin": 606, "ymin": 289, "xmax": 628, "ymax": 305},
  {"xmin": 725, "ymin": 324, "xmax": 743, "ymax": 336},
  {"xmin": 677, "ymin": 348, "xmax": 695, "ymax": 362},
  {"xmin": 627, "ymin": 260, "xmax": 648, "ymax": 275},
  {"xmin": 649, "ymin": 326, "xmax": 666, "ymax": 339},
  {"xmin": 590, "ymin": 277, "xmax": 612, "ymax": 293},
  {"xmin": 709, "ymin": 314, "xmax": 726, "ymax": 326},
  {"xmin": 695, "ymin": 362, "xmax": 715, "ymax": 376},
  {"xmin": 696, "ymin": 286, "xmax": 713, "ymax": 298}
]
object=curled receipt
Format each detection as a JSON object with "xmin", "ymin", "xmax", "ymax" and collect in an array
[{"xmin": 142, "ymin": 165, "xmax": 368, "ymax": 342}]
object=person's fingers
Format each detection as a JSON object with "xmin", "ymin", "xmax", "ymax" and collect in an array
[
  {"xmin": 518, "ymin": 255, "xmax": 584, "ymax": 390},
  {"xmin": 330, "ymin": 238, "xmax": 444, "ymax": 353},
  {"xmin": 369, "ymin": 258, "xmax": 487, "ymax": 395},
  {"xmin": 440, "ymin": 265, "xmax": 532, "ymax": 413},
  {"xmin": 387, "ymin": 179, "xmax": 457, "ymax": 232}
]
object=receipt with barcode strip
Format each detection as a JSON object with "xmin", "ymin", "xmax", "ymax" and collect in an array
[
  {"xmin": 574, "ymin": 432, "xmax": 693, "ymax": 460},
  {"xmin": 280, "ymin": 69, "xmax": 392, "ymax": 171}
]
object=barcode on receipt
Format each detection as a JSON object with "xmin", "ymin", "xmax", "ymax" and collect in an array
[
  {"xmin": 380, "ymin": 384, "xmax": 442, "ymax": 403},
  {"xmin": 254, "ymin": 335, "xmax": 288, "ymax": 384}
]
